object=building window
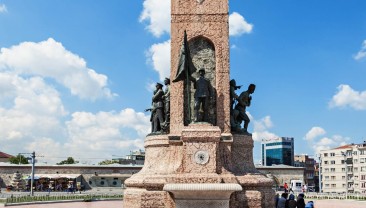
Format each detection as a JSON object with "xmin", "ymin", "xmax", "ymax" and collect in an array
[
  {"xmin": 331, "ymin": 168, "xmax": 336, "ymax": 172},
  {"xmin": 354, "ymin": 151, "xmax": 358, "ymax": 155},
  {"xmin": 331, "ymin": 160, "xmax": 335, "ymax": 164},
  {"xmin": 330, "ymin": 153, "xmax": 335, "ymax": 157},
  {"xmin": 342, "ymin": 168, "xmax": 346, "ymax": 172},
  {"xmin": 342, "ymin": 176, "xmax": 346, "ymax": 180},
  {"xmin": 354, "ymin": 167, "xmax": 358, "ymax": 172},
  {"xmin": 360, "ymin": 158, "xmax": 365, "ymax": 163},
  {"xmin": 331, "ymin": 184, "xmax": 336, "ymax": 188},
  {"xmin": 325, "ymin": 176, "xmax": 329, "ymax": 180},
  {"xmin": 331, "ymin": 176, "xmax": 336, "ymax": 180},
  {"xmin": 324, "ymin": 161, "xmax": 328, "ymax": 165},
  {"xmin": 361, "ymin": 166, "xmax": 366, "ymax": 172},
  {"xmin": 354, "ymin": 159, "xmax": 358, "ymax": 163},
  {"xmin": 361, "ymin": 175, "xmax": 366, "ymax": 180},
  {"xmin": 325, "ymin": 168, "xmax": 329, "ymax": 172},
  {"xmin": 362, "ymin": 183, "xmax": 366, "ymax": 188},
  {"xmin": 324, "ymin": 153, "xmax": 328, "ymax": 157},
  {"xmin": 325, "ymin": 184, "xmax": 329, "ymax": 188},
  {"xmin": 360, "ymin": 150, "xmax": 365, "ymax": 155},
  {"xmin": 342, "ymin": 184, "xmax": 346, "ymax": 188}
]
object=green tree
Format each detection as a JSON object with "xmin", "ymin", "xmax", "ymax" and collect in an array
[
  {"xmin": 98, "ymin": 159, "xmax": 120, "ymax": 165},
  {"xmin": 57, "ymin": 157, "xmax": 78, "ymax": 165},
  {"xmin": 9, "ymin": 154, "xmax": 29, "ymax": 164}
]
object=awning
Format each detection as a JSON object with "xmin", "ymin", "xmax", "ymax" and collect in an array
[{"xmin": 24, "ymin": 174, "xmax": 81, "ymax": 180}]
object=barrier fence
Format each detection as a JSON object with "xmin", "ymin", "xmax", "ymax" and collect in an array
[{"xmin": 1, "ymin": 193, "xmax": 123, "ymax": 205}]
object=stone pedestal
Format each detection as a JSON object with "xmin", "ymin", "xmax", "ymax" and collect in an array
[{"xmin": 164, "ymin": 183, "xmax": 242, "ymax": 208}]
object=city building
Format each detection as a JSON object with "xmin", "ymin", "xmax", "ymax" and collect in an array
[
  {"xmin": 294, "ymin": 154, "xmax": 316, "ymax": 189},
  {"xmin": 256, "ymin": 164, "xmax": 304, "ymax": 190},
  {"xmin": 320, "ymin": 142, "xmax": 366, "ymax": 194},
  {"xmin": 261, "ymin": 137, "xmax": 294, "ymax": 166},
  {"xmin": 112, "ymin": 149, "xmax": 145, "ymax": 165}
]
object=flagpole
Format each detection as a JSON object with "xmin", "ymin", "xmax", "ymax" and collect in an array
[{"xmin": 185, "ymin": 31, "xmax": 191, "ymax": 123}]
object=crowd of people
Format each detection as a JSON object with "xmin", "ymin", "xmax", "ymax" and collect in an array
[{"xmin": 275, "ymin": 192, "xmax": 315, "ymax": 208}]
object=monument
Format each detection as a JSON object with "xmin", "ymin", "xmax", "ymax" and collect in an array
[{"xmin": 123, "ymin": 0, "xmax": 275, "ymax": 207}]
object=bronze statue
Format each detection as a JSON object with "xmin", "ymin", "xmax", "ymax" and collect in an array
[
  {"xmin": 191, "ymin": 69, "xmax": 212, "ymax": 122},
  {"xmin": 145, "ymin": 83, "xmax": 165, "ymax": 133},
  {"xmin": 162, "ymin": 77, "xmax": 170, "ymax": 132},
  {"xmin": 232, "ymin": 83, "xmax": 256, "ymax": 135}
]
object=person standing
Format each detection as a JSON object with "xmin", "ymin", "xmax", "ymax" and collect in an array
[
  {"xmin": 287, "ymin": 194, "xmax": 297, "ymax": 208},
  {"xmin": 296, "ymin": 193, "xmax": 306, "ymax": 208},
  {"xmin": 276, "ymin": 193, "xmax": 288, "ymax": 208}
]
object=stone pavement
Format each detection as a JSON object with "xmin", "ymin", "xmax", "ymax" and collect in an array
[{"xmin": 1, "ymin": 199, "xmax": 366, "ymax": 208}]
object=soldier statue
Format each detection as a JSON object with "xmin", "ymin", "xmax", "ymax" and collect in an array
[
  {"xmin": 162, "ymin": 77, "xmax": 170, "ymax": 132},
  {"xmin": 191, "ymin": 69, "xmax": 213, "ymax": 122},
  {"xmin": 145, "ymin": 83, "xmax": 165, "ymax": 133},
  {"xmin": 233, "ymin": 83, "xmax": 256, "ymax": 135}
]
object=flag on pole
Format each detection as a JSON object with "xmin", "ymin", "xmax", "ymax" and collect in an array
[{"xmin": 173, "ymin": 30, "xmax": 197, "ymax": 82}]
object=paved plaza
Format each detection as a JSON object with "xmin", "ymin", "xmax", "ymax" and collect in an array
[{"xmin": 1, "ymin": 199, "xmax": 366, "ymax": 208}]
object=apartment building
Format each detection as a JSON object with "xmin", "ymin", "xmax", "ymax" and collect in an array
[
  {"xmin": 320, "ymin": 142, "xmax": 366, "ymax": 194},
  {"xmin": 294, "ymin": 155, "xmax": 316, "ymax": 187}
]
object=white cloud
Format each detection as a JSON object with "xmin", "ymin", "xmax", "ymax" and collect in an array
[
  {"xmin": 354, "ymin": 40, "xmax": 366, "ymax": 60},
  {"xmin": 329, "ymin": 84, "xmax": 366, "ymax": 110},
  {"xmin": 304, "ymin": 126, "xmax": 326, "ymax": 141},
  {"xmin": 0, "ymin": 4, "xmax": 7, "ymax": 13},
  {"xmin": 140, "ymin": 0, "xmax": 171, "ymax": 37},
  {"xmin": 312, "ymin": 135, "xmax": 350, "ymax": 154},
  {"xmin": 252, "ymin": 116, "xmax": 278, "ymax": 142},
  {"xmin": 229, "ymin": 12, "xmax": 253, "ymax": 36},
  {"xmin": 0, "ymin": 38, "xmax": 116, "ymax": 100},
  {"xmin": 147, "ymin": 39, "xmax": 171, "ymax": 81},
  {"xmin": 62, "ymin": 108, "xmax": 150, "ymax": 164}
]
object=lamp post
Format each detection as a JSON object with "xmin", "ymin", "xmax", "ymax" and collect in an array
[
  {"xmin": 341, "ymin": 151, "xmax": 347, "ymax": 199},
  {"xmin": 318, "ymin": 154, "xmax": 322, "ymax": 193},
  {"xmin": 20, "ymin": 152, "xmax": 36, "ymax": 196}
]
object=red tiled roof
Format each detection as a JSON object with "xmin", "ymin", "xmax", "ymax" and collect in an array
[
  {"xmin": 334, "ymin": 144, "xmax": 353, "ymax": 149},
  {"xmin": 0, "ymin": 151, "xmax": 13, "ymax": 158}
]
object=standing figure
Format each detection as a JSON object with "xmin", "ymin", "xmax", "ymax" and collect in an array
[
  {"xmin": 145, "ymin": 83, "xmax": 165, "ymax": 133},
  {"xmin": 234, "ymin": 83, "xmax": 256, "ymax": 135},
  {"xmin": 162, "ymin": 77, "xmax": 170, "ymax": 130},
  {"xmin": 229, "ymin": 79, "xmax": 241, "ymax": 113},
  {"xmin": 192, "ymin": 69, "xmax": 212, "ymax": 122}
]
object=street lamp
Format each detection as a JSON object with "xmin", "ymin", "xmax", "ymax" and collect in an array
[
  {"xmin": 341, "ymin": 151, "xmax": 347, "ymax": 199},
  {"xmin": 20, "ymin": 152, "xmax": 36, "ymax": 196}
]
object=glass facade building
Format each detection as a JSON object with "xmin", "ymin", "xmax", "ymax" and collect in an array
[{"xmin": 261, "ymin": 137, "xmax": 294, "ymax": 166}]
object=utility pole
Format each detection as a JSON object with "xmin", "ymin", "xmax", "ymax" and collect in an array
[
  {"xmin": 20, "ymin": 152, "xmax": 36, "ymax": 196},
  {"xmin": 341, "ymin": 151, "xmax": 348, "ymax": 199},
  {"xmin": 318, "ymin": 154, "xmax": 322, "ymax": 193},
  {"xmin": 30, "ymin": 151, "xmax": 35, "ymax": 196}
]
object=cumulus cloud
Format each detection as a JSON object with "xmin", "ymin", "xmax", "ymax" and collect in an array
[
  {"xmin": 354, "ymin": 40, "xmax": 366, "ymax": 60},
  {"xmin": 304, "ymin": 126, "xmax": 326, "ymax": 141},
  {"xmin": 0, "ymin": 4, "xmax": 7, "ymax": 13},
  {"xmin": 146, "ymin": 39, "xmax": 171, "ymax": 81},
  {"xmin": 329, "ymin": 84, "xmax": 366, "ymax": 110},
  {"xmin": 0, "ymin": 38, "xmax": 116, "ymax": 100},
  {"xmin": 63, "ymin": 108, "xmax": 149, "ymax": 163},
  {"xmin": 229, "ymin": 12, "xmax": 253, "ymax": 36},
  {"xmin": 312, "ymin": 135, "xmax": 350, "ymax": 154},
  {"xmin": 252, "ymin": 116, "xmax": 279, "ymax": 142},
  {"xmin": 140, "ymin": 0, "xmax": 171, "ymax": 37}
]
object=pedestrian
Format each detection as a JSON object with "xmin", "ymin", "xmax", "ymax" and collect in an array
[
  {"xmin": 287, "ymin": 194, "xmax": 296, "ymax": 208},
  {"xmin": 284, "ymin": 182, "xmax": 289, "ymax": 193},
  {"xmin": 276, "ymin": 192, "xmax": 288, "ymax": 208},
  {"xmin": 296, "ymin": 193, "xmax": 306, "ymax": 208},
  {"xmin": 275, "ymin": 193, "xmax": 280, "ymax": 208},
  {"xmin": 305, "ymin": 201, "xmax": 314, "ymax": 208}
]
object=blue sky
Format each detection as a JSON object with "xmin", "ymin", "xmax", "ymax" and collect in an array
[{"xmin": 0, "ymin": 0, "xmax": 365, "ymax": 164}]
